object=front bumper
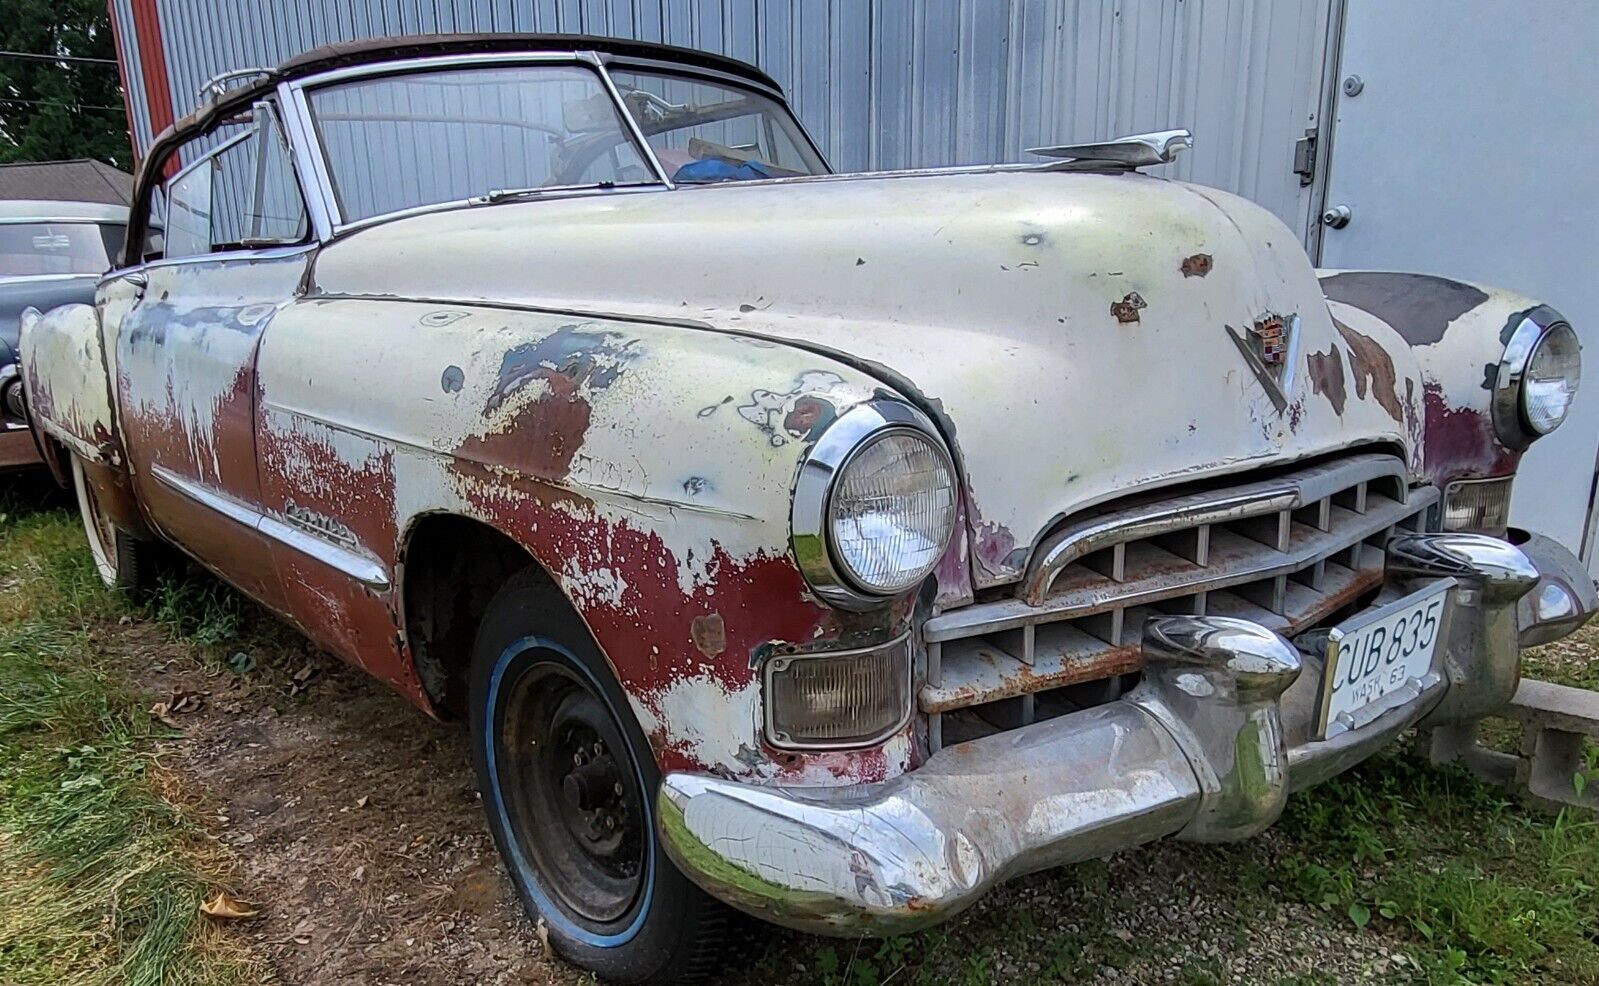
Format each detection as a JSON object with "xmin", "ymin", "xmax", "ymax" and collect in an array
[{"xmin": 658, "ymin": 532, "xmax": 1596, "ymax": 936}]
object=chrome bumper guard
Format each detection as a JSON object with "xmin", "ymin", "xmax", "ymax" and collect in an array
[{"xmin": 658, "ymin": 532, "xmax": 1595, "ymax": 937}]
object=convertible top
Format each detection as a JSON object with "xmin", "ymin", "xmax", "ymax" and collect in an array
[{"xmin": 165, "ymin": 33, "xmax": 778, "ymax": 147}]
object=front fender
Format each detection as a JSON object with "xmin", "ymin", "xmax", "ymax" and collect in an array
[
  {"xmin": 19, "ymin": 301, "xmax": 121, "ymax": 468},
  {"xmin": 1319, "ymin": 271, "xmax": 1551, "ymax": 485},
  {"xmin": 257, "ymin": 297, "xmax": 937, "ymax": 786}
]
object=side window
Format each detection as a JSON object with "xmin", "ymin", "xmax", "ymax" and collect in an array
[
  {"xmin": 164, "ymin": 159, "xmax": 213, "ymax": 258},
  {"xmin": 159, "ymin": 101, "xmax": 309, "ymax": 261}
]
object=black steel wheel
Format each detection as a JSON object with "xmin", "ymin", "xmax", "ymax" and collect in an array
[{"xmin": 468, "ymin": 566, "xmax": 737, "ymax": 984}]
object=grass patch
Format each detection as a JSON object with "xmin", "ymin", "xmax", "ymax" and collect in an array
[
  {"xmin": 0, "ymin": 487, "xmax": 254, "ymax": 986},
  {"xmin": 1273, "ymin": 748, "xmax": 1599, "ymax": 984}
]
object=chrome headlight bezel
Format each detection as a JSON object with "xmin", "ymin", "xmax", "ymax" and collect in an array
[
  {"xmin": 1492, "ymin": 306, "xmax": 1581, "ymax": 449},
  {"xmin": 791, "ymin": 399, "xmax": 957, "ymax": 610}
]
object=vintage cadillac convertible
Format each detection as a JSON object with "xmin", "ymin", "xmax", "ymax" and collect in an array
[{"xmin": 19, "ymin": 34, "xmax": 1595, "ymax": 983}]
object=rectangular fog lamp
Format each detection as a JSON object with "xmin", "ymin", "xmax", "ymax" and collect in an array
[
  {"xmin": 1442, "ymin": 477, "xmax": 1513, "ymax": 534},
  {"xmin": 764, "ymin": 636, "xmax": 911, "ymax": 749}
]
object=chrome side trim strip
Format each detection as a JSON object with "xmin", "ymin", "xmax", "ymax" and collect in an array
[{"xmin": 150, "ymin": 464, "xmax": 390, "ymax": 589}]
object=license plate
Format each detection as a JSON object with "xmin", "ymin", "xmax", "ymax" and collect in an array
[{"xmin": 1315, "ymin": 582, "xmax": 1451, "ymax": 739}]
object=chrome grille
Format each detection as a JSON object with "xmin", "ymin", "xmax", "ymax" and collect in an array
[{"xmin": 921, "ymin": 453, "xmax": 1434, "ymax": 750}]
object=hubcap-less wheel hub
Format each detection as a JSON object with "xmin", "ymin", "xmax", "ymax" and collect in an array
[{"xmin": 496, "ymin": 661, "xmax": 645, "ymax": 926}]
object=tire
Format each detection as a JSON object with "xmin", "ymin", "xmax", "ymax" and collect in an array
[
  {"xmin": 71, "ymin": 455, "xmax": 160, "ymax": 596},
  {"xmin": 468, "ymin": 567, "xmax": 737, "ymax": 984}
]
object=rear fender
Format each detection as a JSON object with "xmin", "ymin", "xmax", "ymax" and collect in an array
[
  {"xmin": 19, "ymin": 302, "xmax": 120, "ymax": 466},
  {"xmin": 19, "ymin": 303, "xmax": 147, "ymax": 531},
  {"xmin": 1318, "ymin": 271, "xmax": 1550, "ymax": 486}
]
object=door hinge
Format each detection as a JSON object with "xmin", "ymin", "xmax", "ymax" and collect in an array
[{"xmin": 1293, "ymin": 128, "xmax": 1317, "ymax": 186}]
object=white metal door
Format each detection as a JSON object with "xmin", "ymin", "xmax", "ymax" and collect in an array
[{"xmin": 1320, "ymin": 0, "xmax": 1599, "ymax": 570}]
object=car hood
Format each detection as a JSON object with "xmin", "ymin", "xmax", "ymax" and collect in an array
[{"xmin": 315, "ymin": 170, "xmax": 1423, "ymax": 588}]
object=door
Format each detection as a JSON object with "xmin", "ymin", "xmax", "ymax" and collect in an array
[
  {"xmin": 1320, "ymin": 0, "xmax": 1599, "ymax": 571},
  {"xmin": 115, "ymin": 100, "xmax": 313, "ymax": 609}
]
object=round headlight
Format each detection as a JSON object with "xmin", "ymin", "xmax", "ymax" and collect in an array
[
  {"xmin": 1493, "ymin": 307, "xmax": 1582, "ymax": 448},
  {"xmin": 1521, "ymin": 322, "xmax": 1580, "ymax": 435},
  {"xmin": 828, "ymin": 428, "xmax": 957, "ymax": 594},
  {"xmin": 791, "ymin": 400, "xmax": 958, "ymax": 609}
]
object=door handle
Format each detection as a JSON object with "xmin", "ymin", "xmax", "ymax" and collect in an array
[
  {"xmin": 1321, "ymin": 205, "xmax": 1353, "ymax": 229},
  {"xmin": 123, "ymin": 271, "xmax": 148, "ymax": 298}
]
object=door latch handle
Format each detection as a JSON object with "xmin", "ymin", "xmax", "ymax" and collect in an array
[
  {"xmin": 1321, "ymin": 205, "xmax": 1353, "ymax": 229},
  {"xmin": 123, "ymin": 270, "xmax": 148, "ymax": 298}
]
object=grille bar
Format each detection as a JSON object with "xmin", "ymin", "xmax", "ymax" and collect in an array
[{"xmin": 921, "ymin": 454, "xmax": 1434, "ymax": 740}]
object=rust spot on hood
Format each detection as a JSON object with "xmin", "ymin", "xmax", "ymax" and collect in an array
[
  {"xmin": 1180, "ymin": 253, "xmax": 1213, "ymax": 278},
  {"xmin": 1306, "ymin": 345, "xmax": 1347, "ymax": 416},
  {"xmin": 1334, "ymin": 318, "xmax": 1404, "ymax": 422},
  {"xmin": 1111, "ymin": 292, "xmax": 1147, "ymax": 324}
]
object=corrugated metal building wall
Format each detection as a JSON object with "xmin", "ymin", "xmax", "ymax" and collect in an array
[{"xmin": 110, "ymin": 0, "xmax": 1335, "ymax": 243}]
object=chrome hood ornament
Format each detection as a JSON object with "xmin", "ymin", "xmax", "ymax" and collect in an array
[{"xmin": 1028, "ymin": 129, "xmax": 1193, "ymax": 170}]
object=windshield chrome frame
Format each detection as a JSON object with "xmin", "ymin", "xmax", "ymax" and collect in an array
[
  {"xmin": 283, "ymin": 50, "xmax": 685, "ymax": 236},
  {"xmin": 599, "ymin": 54, "xmax": 832, "ymax": 174}
]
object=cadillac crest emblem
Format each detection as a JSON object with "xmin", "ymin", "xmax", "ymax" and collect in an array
[{"xmin": 1225, "ymin": 313, "xmax": 1300, "ymax": 414}]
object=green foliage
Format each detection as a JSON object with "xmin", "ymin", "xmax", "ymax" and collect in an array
[
  {"xmin": 1274, "ymin": 751, "xmax": 1599, "ymax": 984},
  {"xmin": 0, "ymin": 0, "xmax": 128, "ymax": 167},
  {"xmin": 147, "ymin": 572, "xmax": 246, "ymax": 648},
  {"xmin": 0, "ymin": 498, "xmax": 252, "ymax": 985}
]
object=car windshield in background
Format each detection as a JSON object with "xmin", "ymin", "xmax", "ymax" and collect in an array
[
  {"xmin": 609, "ymin": 70, "xmax": 825, "ymax": 183},
  {"xmin": 0, "ymin": 222, "xmax": 123, "ymax": 278},
  {"xmin": 306, "ymin": 63, "xmax": 654, "ymax": 224}
]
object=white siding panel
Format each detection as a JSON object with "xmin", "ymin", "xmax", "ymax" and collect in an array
[{"xmin": 116, "ymin": 0, "xmax": 1331, "ymax": 236}]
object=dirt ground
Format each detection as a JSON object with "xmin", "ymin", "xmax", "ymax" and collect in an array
[
  {"xmin": 84, "ymin": 553, "xmax": 1594, "ymax": 985},
  {"xmin": 119, "ymin": 619, "xmax": 557, "ymax": 986},
  {"xmin": 126, "ymin": 607, "xmax": 1398, "ymax": 986}
]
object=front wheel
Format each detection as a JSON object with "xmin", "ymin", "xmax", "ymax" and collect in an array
[
  {"xmin": 468, "ymin": 567, "xmax": 737, "ymax": 984},
  {"xmin": 71, "ymin": 455, "xmax": 160, "ymax": 595}
]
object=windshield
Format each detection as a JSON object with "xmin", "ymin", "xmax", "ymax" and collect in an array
[
  {"xmin": 609, "ymin": 70, "xmax": 825, "ymax": 183},
  {"xmin": 0, "ymin": 221, "xmax": 123, "ymax": 277},
  {"xmin": 307, "ymin": 63, "xmax": 653, "ymax": 224}
]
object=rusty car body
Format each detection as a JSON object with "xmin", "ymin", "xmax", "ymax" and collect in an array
[
  {"xmin": 18, "ymin": 34, "xmax": 1594, "ymax": 984},
  {"xmin": 0, "ymin": 199, "xmax": 126, "ymax": 472}
]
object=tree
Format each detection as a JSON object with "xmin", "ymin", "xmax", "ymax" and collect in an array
[{"xmin": 0, "ymin": 0, "xmax": 129, "ymax": 168}]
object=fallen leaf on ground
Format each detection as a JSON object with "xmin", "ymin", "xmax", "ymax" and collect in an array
[
  {"xmin": 355, "ymin": 795, "xmax": 370, "ymax": 809},
  {"xmin": 165, "ymin": 688, "xmax": 207, "ymax": 714},
  {"xmin": 149, "ymin": 702, "xmax": 184, "ymax": 729},
  {"xmin": 200, "ymin": 891, "xmax": 260, "ymax": 920},
  {"xmin": 289, "ymin": 665, "xmax": 318, "ymax": 696}
]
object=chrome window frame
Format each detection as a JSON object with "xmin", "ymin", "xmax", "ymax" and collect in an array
[
  {"xmin": 599, "ymin": 54, "xmax": 832, "ymax": 173},
  {"xmin": 282, "ymin": 51, "xmax": 678, "ymax": 236},
  {"xmin": 275, "ymin": 48, "xmax": 829, "ymax": 235}
]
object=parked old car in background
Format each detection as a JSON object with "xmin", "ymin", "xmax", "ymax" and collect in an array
[
  {"xmin": 18, "ymin": 34, "xmax": 1596, "ymax": 984},
  {"xmin": 1, "ymin": 197, "xmax": 127, "ymax": 472}
]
